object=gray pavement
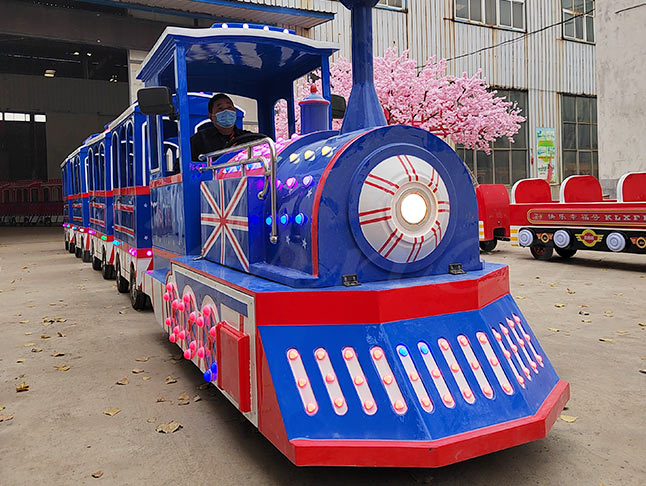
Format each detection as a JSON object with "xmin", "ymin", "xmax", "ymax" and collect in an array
[{"xmin": 0, "ymin": 227, "xmax": 644, "ymax": 485}]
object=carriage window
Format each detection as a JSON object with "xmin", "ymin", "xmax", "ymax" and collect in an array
[
  {"xmin": 3, "ymin": 190, "xmax": 8, "ymax": 203},
  {"xmin": 126, "ymin": 122, "xmax": 135, "ymax": 186},
  {"xmin": 162, "ymin": 117, "xmax": 180, "ymax": 175},
  {"xmin": 43, "ymin": 188, "xmax": 50, "ymax": 202},
  {"xmin": 118, "ymin": 127, "xmax": 128, "ymax": 187},
  {"xmin": 111, "ymin": 133, "xmax": 120, "ymax": 188},
  {"xmin": 148, "ymin": 119, "xmax": 159, "ymax": 173},
  {"xmin": 53, "ymin": 187, "xmax": 60, "ymax": 201}
]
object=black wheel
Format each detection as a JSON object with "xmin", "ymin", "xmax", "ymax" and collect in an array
[
  {"xmin": 129, "ymin": 266, "xmax": 147, "ymax": 310},
  {"xmin": 44, "ymin": 217, "xmax": 52, "ymax": 226},
  {"xmin": 65, "ymin": 240, "xmax": 69, "ymax": 251},
  {"xmin": 555, "ymin": 247, "xmax": 577, "ymax": 259},
  {"xmin": 82, "ymin": 250, "xmax": 92, "ymax": 263},
  {"xmin": 479, "ymin": 239, "xmax": 497, "ymax": 252},
  {"xmin": 102, "ymin": 250, "xmax": 115, "ymax": 280},
  {"xmin": 116, "ymin": 260, "xmax": 129, "ymax": 293},
  {"xmin": 92, "ymin": 256, "xmax": 102, "ymax": 270},
  {"xmin": 75, "ymin": 246, "xmax": 82, "ymax": 258},
  {"xmin": 69, "ymin": 242, "xmax": 76, "ymax": 254},
  {"xmin": 530, "ymin": 244, "xmax": 554, "ymax": 261}
]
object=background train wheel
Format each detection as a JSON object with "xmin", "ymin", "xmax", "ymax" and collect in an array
[
  {"xmin": 102, "ymin": 250, "xmax": 115, "ymax": 280},
  {"xmin": 75, "ymin": 246, "xmax": 82, "ymax": 258},
  {"xmin": 555, "ymin": 247, "xmax": 577, "ymax": 259},
  {"xmin": 129, "ymin": 266, "xmax": 147, "ymax": 310},
  {"xmin": 82, "ymin": 250, "xmax": 92, "ymax": 263},
  {"xmin": 69, "ymin": 242, "xmax": 75, "ymax": 254},
  {"xmin": 115, "ymin": 260, "xmax": 129, "ymax": 293},
  {"xmin": 92, "ymin": 256, "xmax": 102, "ymax": 270},
  {"xmin": 65, "ymin": 240, "xmax": 69, "ymax": 251},
  {"xmin": 530, "ymin": 244, "xmax": 553, "ymax": 261},
  {"xmin": 479, "ymin": 239, "xmax": 497, "ymax": 252}
]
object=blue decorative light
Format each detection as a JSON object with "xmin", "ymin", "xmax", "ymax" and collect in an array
[
  {"xmin": 419, "ymin": 343, "xmax": 429, "ymax": 355},
  {"xmin": 203, "ymin": 370, "xmax": 212, "ymax": 382},
  {"xmin": 398, "ymin": 347, "xmax": 409, "ymax": 357},
  {"xmin": 294, "ymin": 213, "xmax": 307, "ymax": 225},
  {"xmin": 265, "ymin": 216, "xmax": 272, "ymax": 226},
  {"xmin": 210, "ymin": 362, "xmax": 218, "ymax": 375},
  {"xmin": 280, "ymin": 214, "xmax": 289, "ymax": 225}
]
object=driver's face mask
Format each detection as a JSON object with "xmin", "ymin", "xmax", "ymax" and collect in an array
[{"xmin": 214, "ymin": 109, "xmax": 236, "ymax": 128}]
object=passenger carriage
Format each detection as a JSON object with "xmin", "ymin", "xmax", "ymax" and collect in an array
[
  {"xmin": 129, "ymin": 0, "xmax": 569, "ymax": 468},
  {"xmin": 61, "ymin": 142, "xmax": 91, "ymax": 258}
]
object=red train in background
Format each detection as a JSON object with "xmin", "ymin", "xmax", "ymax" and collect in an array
[
  {"xmin": 0, "ymin": 179, "xmax": 64, "ymax": 226},
  {"xmin": 477, "ymin": 172, "xmax": 646, "ymax": 259}
]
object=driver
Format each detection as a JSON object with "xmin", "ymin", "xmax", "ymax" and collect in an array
[{"xmin": 190, "ymin": 93, "xmax": 252, "ymax": 161}]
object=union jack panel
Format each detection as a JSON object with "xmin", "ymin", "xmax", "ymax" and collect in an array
[{"xmin": 200, "ymin": 178, "xmax": 250, "ymax": 272}]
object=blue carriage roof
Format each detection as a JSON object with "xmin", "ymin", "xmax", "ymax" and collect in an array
[{"xmin": 137, "ymin": 24, "xmax": 338, "ymax": 97}]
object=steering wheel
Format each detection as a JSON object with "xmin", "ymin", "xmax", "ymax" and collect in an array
[{"xmin": 226, "ymin": 133, "xmax": 271, "ymax": 148}]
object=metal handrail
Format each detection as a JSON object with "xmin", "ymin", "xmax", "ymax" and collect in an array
[{"xmin": 197, "ymin": 137, "xmax": 278, "ymax": 244}]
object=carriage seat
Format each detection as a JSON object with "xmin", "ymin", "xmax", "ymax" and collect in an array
[
  {"xmin": 559, "ymin": 175, "xmax": 603, "ymax": 203},
  {"xmin": 511, "ymin": 178, "xmax": 553, "ymax": 203},
  {"xmin": 617, "ymin": 172, "xmax": 646, "ymax": 202}
]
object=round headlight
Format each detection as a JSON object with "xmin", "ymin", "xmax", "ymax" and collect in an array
[{"xmin": 400, "ymin": 192, "xmax": 427, "ymax": 225}]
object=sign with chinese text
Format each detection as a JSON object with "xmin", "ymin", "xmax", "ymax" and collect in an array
[{"xmin": 536, "ymin": 128, "xmax": 557, "ymax": 184}]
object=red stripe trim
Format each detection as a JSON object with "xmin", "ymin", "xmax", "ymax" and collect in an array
[
  {"xmin": 404, "ymin": 154, "xmax": 419, "ymax": 181},
  {"xmin": 150, "ymin": 174, "xmax": 182, "ymax": 188},
  {"xmin": 114, "ymin": 224, "xmax": 135, "ymax": 237},
  {"xmin": 378, "ymin": 229, "xmax": 397, "ymax": 254},
  {"xmin": 358, "ymin": 207, "xmax": 390, "ymax": 217},
  {"xmin": 113, "ymin": 186, "xmax": 150, "ymax": 196},
  {"xmin": 90, "ymin": 218, "xmax": 105, "ymax": 225},
  {"xmin": 153, "ymin": 247, "xmax": 182, "ymax": 260},
  {"xmin": 359, "ymin": 215, "xmax": 391, "ymax": 225},
  {"xmin": 255, "ymin": 265, "xmax": 510, "ymax": 326},
  {"xmin": 286, "ymin": 380, "xmax": 570, "ymax": 467},
  {"xmin": 172, "ymin": 260, "xmax": 256, "ymax": 297},
  {"xmin": 367, "ymin": 173, "xmax": 399, "ymax": 189},
  {"xmin": 398, "ymin": 155, "xmax": 412, "ymax": 182},
  {"xmin": 115, "ymin": 204, "xmax": 135, "ymax": 212},
  {"xmin": 383, "ymin": 232, "xmax": 403, "ymax": 258},
  {"xmin": 311, "ymin": 131, "xmax": 374, "ymax": 277},
  {"xmin": 364, "ymin": 181, "xmax": 395, "ymax": 195},
  {"xmin": 89, "ymin": 202, "xmax": 105, "ymax": 209},
  {"xmin": 89, "ymin": 190, "xmax": 113, "ymax": 197}
]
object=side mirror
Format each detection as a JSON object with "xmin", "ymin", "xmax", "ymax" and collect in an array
[
  {"xmin": 137, "ymin": 87, "xmax": 176, "ymax": 117},
  {"xmin": 331, "ymin": 94, "xmax": 347, "ymax": 119}
]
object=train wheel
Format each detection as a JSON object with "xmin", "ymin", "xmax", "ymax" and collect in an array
[
  {"xmin": 555, "ymin": 247, "xmax": 577, "ymax": 259},
  {"xmin": 479, "ymin": 240, "xmax": 497, "ymax": 252},
  {"xmin": 116, "ymin": 260, "xmax": 129, "ymax": 293},
  {"xmin": 129, "ymin": 266, "xmax": 147, "ymax": 310},
  {"xmin": 69, "ymin": 242, "xmax": 75, "ymax": 254},
  {"xmin": 82, "ymin": 250, "xmax": 92, "ymax": 263},
  {"xmin": 75, "ymin": 246, "xmax": 82, "ymax": 258},
  {"xmin": 530, "ymin": 244, "xmax": 553, "ymax": 261},
  {"xmin": 65, "ymin": 240, "xmax": 69, "ymax": 252},
  {"xmin": 92, "ymin": 256, "xmax": 102, "ymax": 270},
  {"xmin": 102, "ymin": 250, "xmax": 115, "ymax": 280}
]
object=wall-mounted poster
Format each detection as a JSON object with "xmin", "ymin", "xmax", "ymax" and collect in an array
[{"xmin": 536, "ymin": 128, "xmax": 557, "ymax": 184}]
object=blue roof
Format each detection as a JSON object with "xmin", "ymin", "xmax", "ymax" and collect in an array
[{"xmin": 137, "ymin": 24, "xmax": 338, "ymax": 99}]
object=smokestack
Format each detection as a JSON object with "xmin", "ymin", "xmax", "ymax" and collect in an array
[{"xmin": 339, "ymin": 0, "xmax": 387, "ymax": 135}]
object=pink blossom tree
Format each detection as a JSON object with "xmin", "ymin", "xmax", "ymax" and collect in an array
[{"xmin": 274, "ymin": 48, "xmax": 524, "ymax": 153}]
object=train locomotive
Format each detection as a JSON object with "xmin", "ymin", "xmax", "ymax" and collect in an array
[{"xmin": 62, "ymin": 0, "xmax": 569, "ymax": 467}]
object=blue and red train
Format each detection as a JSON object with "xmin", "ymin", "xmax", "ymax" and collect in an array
[{"xmin": 61, "ymin": 0, "xmax": 569, "ymax": 467}]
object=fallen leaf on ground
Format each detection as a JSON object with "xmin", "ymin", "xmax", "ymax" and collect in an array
[
  {"xmin": 156, "ymin": 421, "xmax": 182, "ymax": 434},
  {"xmin": 55, "ymin": 365, "xmax": 71, "ymax": 371},
  {"xmin": 57, "ymin": 332, "xmax": 66, "ymax": 337},
  {"xmin": 16, "ymin": 382, "xmax": 29, "ymax": 392},
  {"xmin": 103, "ymin": 408, "xmax": 120, "ymax": 417},
  {"xmin": 16, "ymin": 359, "xmax": 24, "ymax": 363},
  {"xmin": 172, "ymin": 353, "xmax": 182, "ymax": 360},
  {"xmin": 567, "ymin": 288, "xmax": 576, "ymax": 294},
  {"xmin": 581, "ymin": 320, "xmax": 592, "ymax": 323},
  {"xmin": 165, "ymin": 376, "xmax": 177, "ymax": 384},
  {"xmin": 91, "ymin": 470, "xmax": 104, "ymax": 479},
  {"xmin": 547, "ymin": 328, "xmax": 560, "ymax": 333},
  {"xmin": 198, "ymin": 383, "xmax": 210, "ymax": 390},
  {"xmin": 116, "ymin": 377, "xmax": 129, "ymax": 385},
  {"xmin": 639, "ymin": 369, "xmax": 646, "ymax": 375},
  {"xmin": 24, "ymin": 342, "xmax": 35, "ymax": 347},
  {"xmin": 31, "ymin": 347, "xmax": 42, "ymax": 353},
  {"xmin": 554, "ymin": 303, "xmax": 566, "ymax": 308},
  {"xmin": 599, "ymin": 338, "xmax": 613, "ymax": 343},
  {"xmin": 178, "ymin": 400, "xmax": 190, "ymax": 406},
  {"xmin": 19, "ymin": 320, "xmax": 29, "ymax": 324},
  {"xmin": 578, "ymin": 310, "xmax": 590, "ymax": 316},
  {"xmin": 560, "ymin": 415, "xmax": 577, "ymax": 423},
  {"xmin": 24, "ymin": 332, "xmax": 32, "ymax": 335},
  {"xmin": 146, "ymin": 417, "xmax": 157, "ymax": 423},
  {"xmin": 55, "ymin": 317, "xmax": 66, "ymax": 322},
  {"xmin": 177, "ymin": 393, "xmax": 190, "ymax": 401},
  {"xmin": 104, "ymin": 305, "xmax": 112, "ymax": 309},
  {"xmin": 135, "ymin": 357, "xmax": 149, "ymax": 362},
  {"xmin": 0, "ymin": 406, "xmax": 4, "ymax": 412},
  {"xmin": 156, "ymin": 397, "xmax": 166, "ymax": 402},
  {"xmin": 131, "ymin": 368, "xmax": 144, "ymax": 374},
  {"xmin": 617, "ymin": 330, "xmax": 629, "ymax": 335},
  {"xmin": 579, "ymin": 304, "xmax": 590, "ymax": 308},
  {"xmin": 516, "ymin": 295, "xmax": 526, "ymax": 299},
  {"xmin": 170, "ymin": 359, "xmax": 180, "ymax": 365},
  {"xmin": 193, "ymin": 395, "xmax": 201, "ymax": 402},
  {"xmin": 142, "ymin": 376, "xmax": 151, "ymax": 381},
  {"xmin": 549, "ymin": 283, "xmax": 558, "ymax": 287},
  {"xmin": 0, "ymin": 414, "xmax": 15, "ymax": 423},
  {"xmin": 638, "ymin": 323, "xmax": 646, "ymax": 327},
  {"xmin": 603, "ymin": 311, "xmax": 614, "ymax": 317},
  {"xmin": 615, "ymin": 292, "xmax": 624, "ymax": 296},
  {"xmin": 51, "ymin": 352, "xmax": 65, "ymax": 357},
  {"xmin": 41, "ymin": 335, "xmax": 51, "ymax": 339}
]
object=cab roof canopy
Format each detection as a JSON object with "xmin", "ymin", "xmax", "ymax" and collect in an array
[{"xmin": 137, "ymin": 24, "xmax": 338, "ymax": 137}]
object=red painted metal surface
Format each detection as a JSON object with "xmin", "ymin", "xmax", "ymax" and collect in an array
[
  {"xmin": 476, "ymin": 184, "xmax": 510, "ymax": 240},
  {"xmin": 217, "ymin": 321, "xmax": 251, "ymax": 413}
]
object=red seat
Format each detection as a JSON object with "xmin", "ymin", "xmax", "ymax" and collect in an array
[
  {"xmin": 617, "ymin": 172, "xmax": 646, "ymax": 202},
  {"xmin": 559, "ymin": 175, "xmax": 602, "ymax": 203},
  {"xmin": 511, "ymin": 178, "xmax": 553, "ymax": 203}
]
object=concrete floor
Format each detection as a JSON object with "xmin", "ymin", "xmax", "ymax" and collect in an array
[{"xmin": 0, "ymin": 227, "xmax": 644, "ymax": 485}]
